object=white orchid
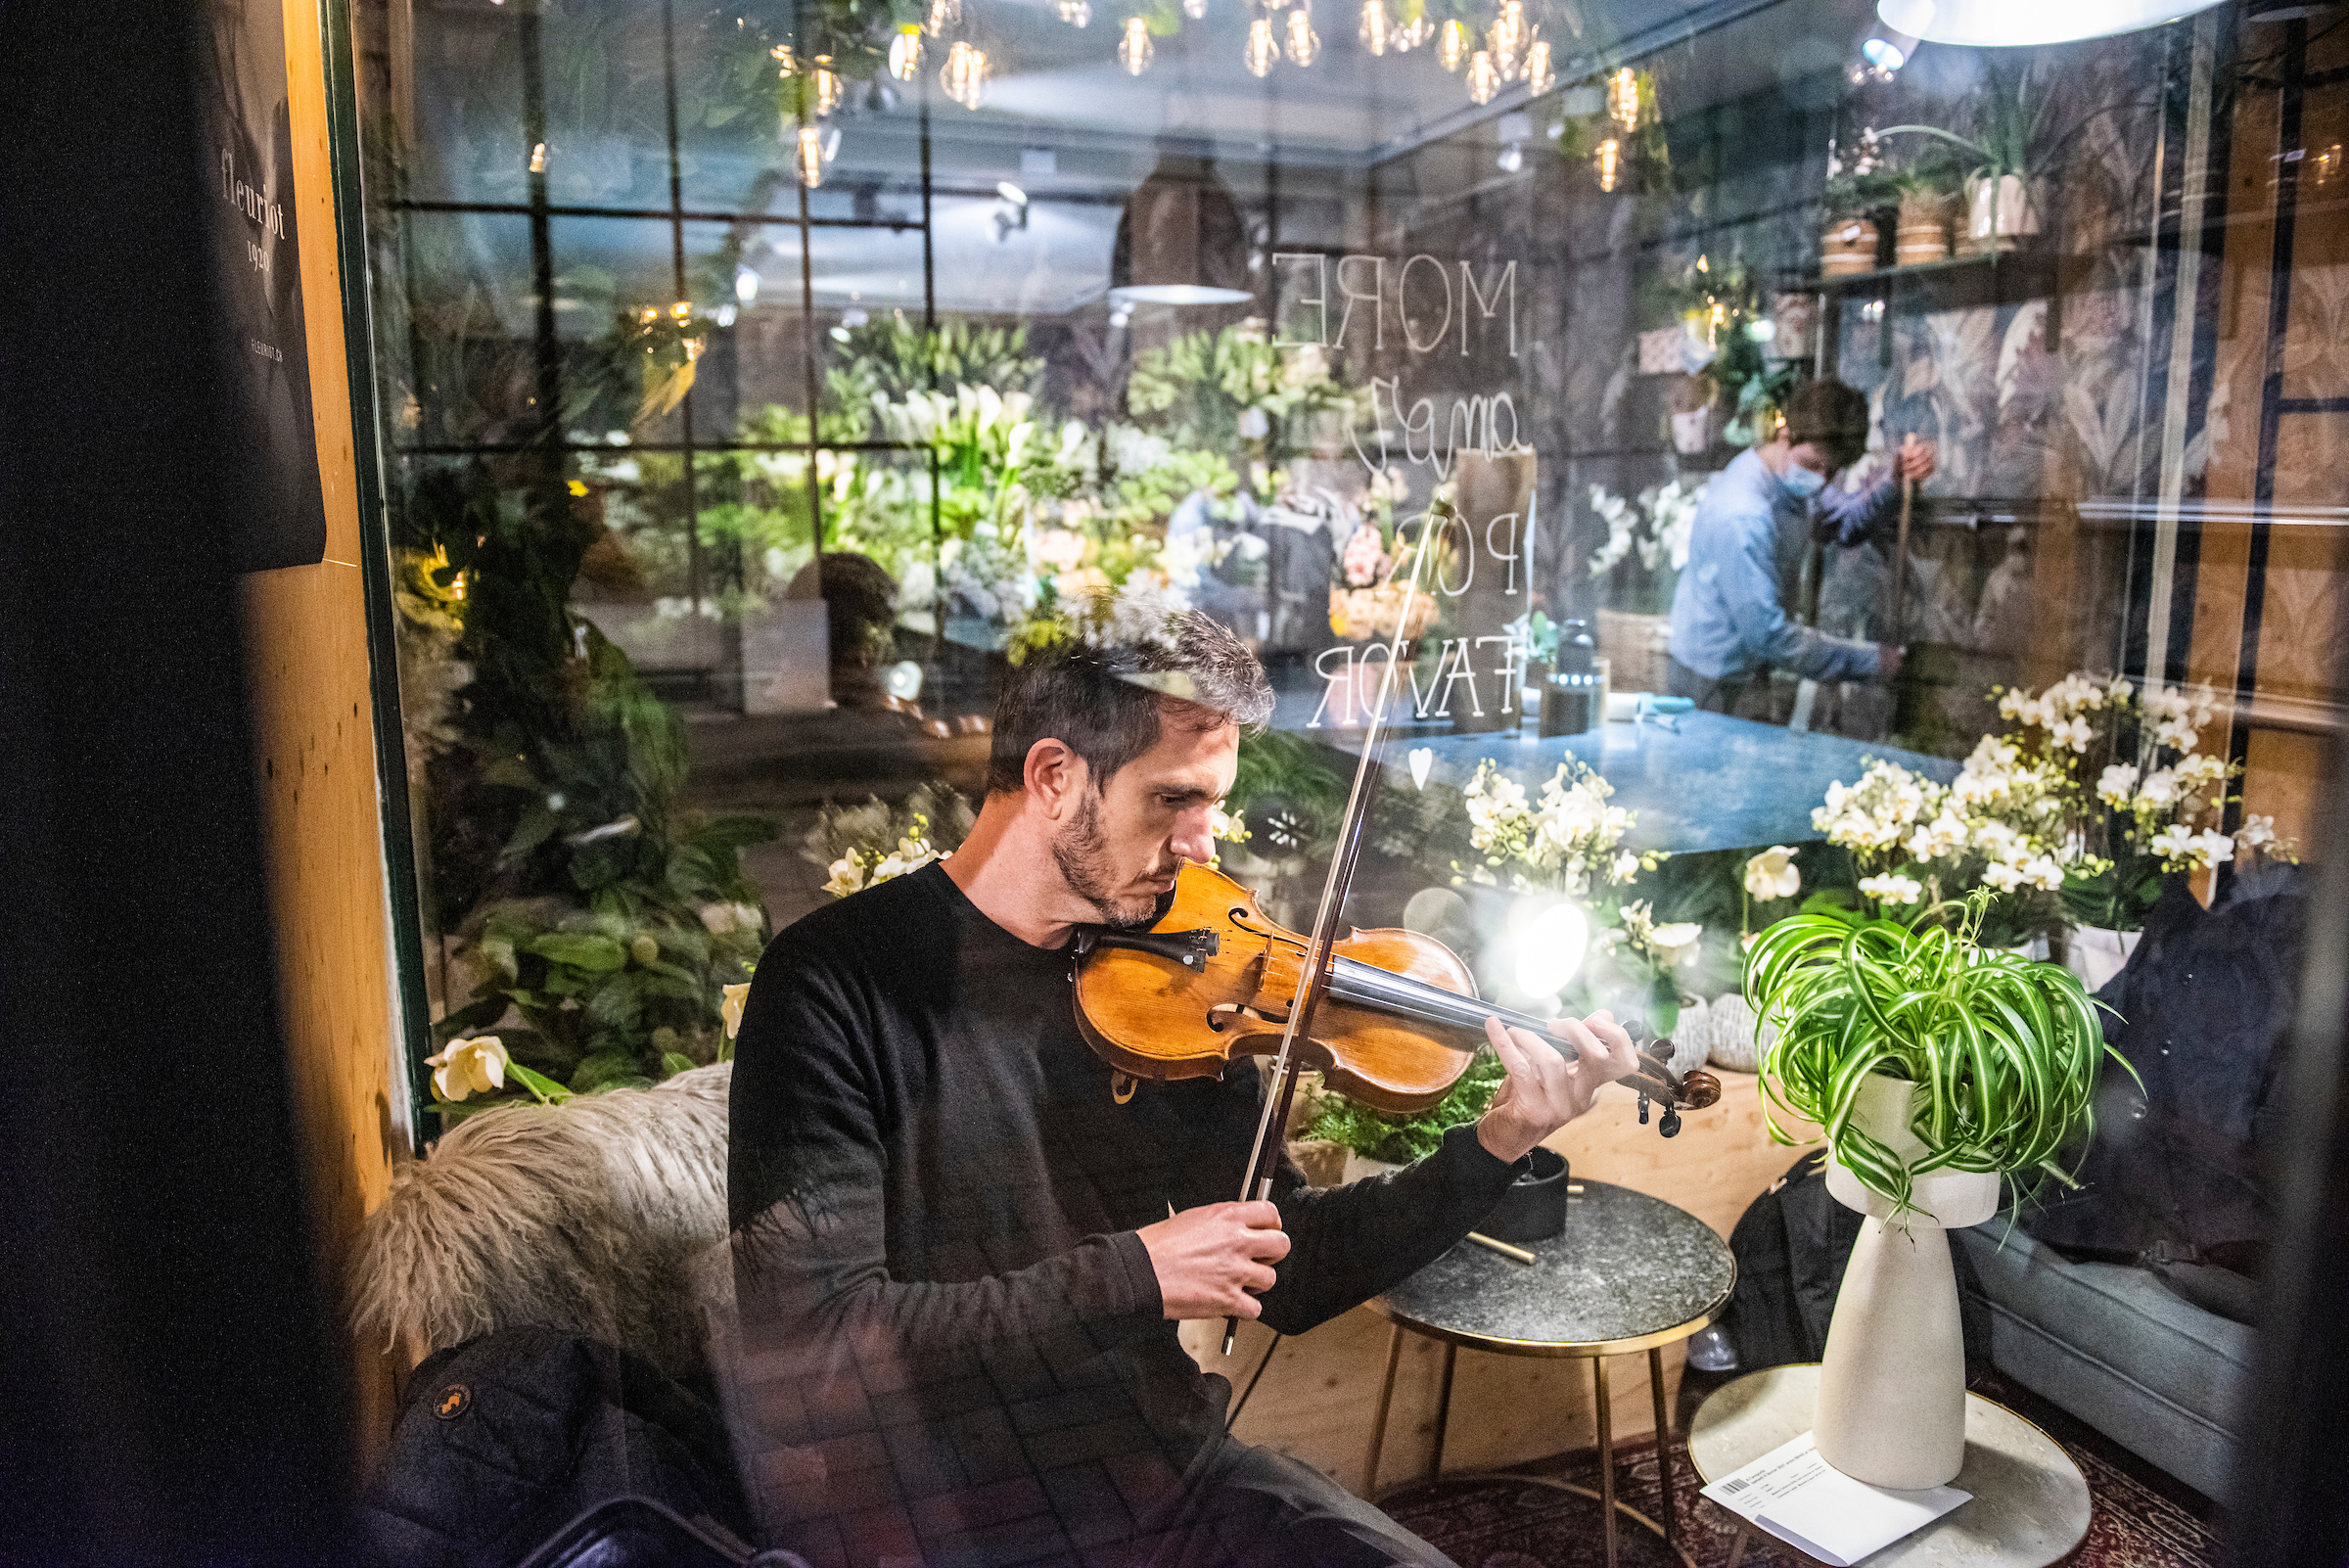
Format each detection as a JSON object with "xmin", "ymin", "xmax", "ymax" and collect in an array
[
  {"xmin": 1648, "ymin": 922, "xmax": 1704, "ymax": 969},
  {"xmin": 1858, "ymin": 873, "xmax": 1924, "ymax": 905},
  {"xmin": 2096, "ymin": 763, "xmax": 2140, "ymax": 807},
  {"xmin": 1743, "ymin": 845, "xmax": 1801, "ymax": 900},
  {"xmin": 426, "ymin": 1035, "xmax": 510, "ymax": 1101}
]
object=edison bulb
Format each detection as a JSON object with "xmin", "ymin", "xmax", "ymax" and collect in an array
[
  {"xmin": 1119, "ymin": 15, "xmax": 1154, "ymax": 71},
  {"xmin": 1394, "ymin": 11, "xmax": 1431, "ymax": 49},
  {"xmin": 1607, "ymin": 66, "xmax": 1639, "ymax": 131},
  {"xmin": 1183, "ymin": 0, "xmax": 1207, "ymax": 16},
  {"xmin": 1465, "ymin": 48, "xmax": 1498, "ymax": 103},
  {"xmin": 1284, "ymin": 7, "xmax": 1320, "ymax": 65},
  {"xmin": 1595, "ymin": 136, "xmax": 1622, "ymax": 192},
  {"xmin": 794, "ymin": 124, "xmax": 825, "ymax": 188},
  {"xmin": 924, "ymin": 0, "xmax": 959, "ymax": 34},
  {"xmin": 1245, "ymin": 15, "xmax": 1278, "ymax": 74},
  {"xmin": 1437, "ymin": 17, "xmax": 1468, "ymax": 70},
  {"xmin": 1487, "ymin": 0, "xmax": 1525, "ymax": 72},
  {"xmin": 1523, "ymin": 36, "xmax": 1552, "ymax": 93},
  {"xmin": 1359, "ymin": 0, "xmax": 1389, "ymax": 55},
  {"xmin": 940, "ymin": 39, "xmax": 987, "ymax": 108},
  {"xmin": 1057, "ymin": 0, "xmax": 1090, "ymax": 23},
  {"xmin": 811, "ymin": 61, "xmax": 842, "ymax": 115},
  {"xmin": 889, "ymin": 28, "xmax": 921, "ymax": 78}
]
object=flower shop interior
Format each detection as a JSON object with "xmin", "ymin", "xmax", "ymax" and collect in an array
[{"xmin": 8, "ymin": 0, "xmax": 2349, "ymax": 1563}]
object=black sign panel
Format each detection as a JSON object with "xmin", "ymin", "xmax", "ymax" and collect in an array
[{"xmin": 201, "ymin": 0, "xmax": 327, "ymax": 571}]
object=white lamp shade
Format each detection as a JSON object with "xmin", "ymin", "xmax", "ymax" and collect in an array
[{"xmin": 1878, "ymin": 0, "xmax": 2226, "ymax": 47}]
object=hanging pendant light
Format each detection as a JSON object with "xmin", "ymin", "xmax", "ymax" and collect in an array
[
  {"xmin": 924, "ymin": 0, "xmax": 960, "ymax": 35},
  {"xmin": 1876, "ymin": 0, "xmax": 2225, "ymax": 47},
  {"xmin": 1058, "ymin": 0, "xmax": 1091, "ymax": 23},
  {"xmin": 1438, "ymin": 17, "xmax": 1468, "ymax": 70},
  {"xmin": 1393, "ymin": 11, "xmax": 1431, "ymax": 49},
  {"xmin": 1594, "ymin": 136, "xmax": 1622, "ymax": 192},
  {"xmin": 1284, "ymin": 7, "xmax": 1320, "ymax": 65},
  {"xmin": 1523, "ymin": 37, "xmax": 1552, "ymax": 93},
  {"xmin": 1359, "ymin": 0, "xmax": 1390, "ymax": 56},
  {"xmin": 889, "ymin": 28, "xmax": 922, "ymax": 78},
  {"xmin": 940, "ymin": 39, "xmax": 988, "ymax": 109},
  {"xmin": 770, "ymin": 42, "xmax": 797, "ymax": 72},
  {"xmin": 1487, "ymin": 0, "xmax": 1526, "ymax": 77},
  {"xmin": 811, "ymin": 58, "xmax": 843, "ymax": 115},
  {"xmin": 1465, "ymin": 48, "xmax": 1499, "ymax": 103},
  {"xmin": 1110, "ymin": 142, "xmax": 1255, "ymax": 306},
  {"xmin": 1606, "ymin": 67, "xmax": 1639, "ymax": 132},
  {"xmin": 1120, "ymin": 15, "xmax": 1155, "ymax": 71},
  {"xmin": 794, "ymin": 124, "xmax": 825, "ymax": 188},
  {"xmin": 1184, "ymin": 0, "xmax": 1208, "ymax": 16},
  {"xmin": 1245, "ymin": 15, "xmax": 1279, "ymax": 74}
]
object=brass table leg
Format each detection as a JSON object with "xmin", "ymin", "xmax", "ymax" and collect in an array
[
  {"xmin": 1362, "ymin": 1323, "xmax": 1405, "ymax": 1498},
  {"xmin": 1592, "ymin": 1354, "xmax": 1617, "ymax": 1568},
  {"xmin": 1648, "ymin": 1345, "xmax": 1677, "ymax": 1546},
  {"xmin": 1427, "ymin": 1341, "xmax": 1459, "ymax": 1487}
]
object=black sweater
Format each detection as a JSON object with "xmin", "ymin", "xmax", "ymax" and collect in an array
[{"xmin": 726, "ymin": 863, "xmax": 1519, "ymax": 1566}]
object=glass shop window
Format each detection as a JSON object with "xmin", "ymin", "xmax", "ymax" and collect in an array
[{"xmin": 346, "ymin": 0, "xmax": 2344, "ymax": 1553}]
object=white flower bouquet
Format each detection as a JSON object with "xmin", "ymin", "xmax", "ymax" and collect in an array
[{"xmin": 1586, "ymin": 477, "xmax": 1710, "ymax": 616}]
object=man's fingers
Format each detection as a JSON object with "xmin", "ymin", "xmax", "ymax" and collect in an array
[
  {"xmin": 1241, "ymin": 1262, "xmax": 1280, "ymax": 1295},
  {"xmin": 1245, "ymin": 1226, "xmax": 1292, "ymax": 1264},
  {"xmin": 1233, "ymin": 1200, "xmax": 1283, "ymax": 1231}
]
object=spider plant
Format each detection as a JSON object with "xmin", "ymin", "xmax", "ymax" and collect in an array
[{"xmin": 1746, "ymin": 895, "xmax": 2130, "ymax": 1215}]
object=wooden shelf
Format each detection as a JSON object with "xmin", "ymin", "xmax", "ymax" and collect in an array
[{"xmin": 1800, "ymin": 249, "xmax": 2031, "ymax": 293}]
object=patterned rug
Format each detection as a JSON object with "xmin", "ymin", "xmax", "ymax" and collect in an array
[{"xmin": 1385, "ymin": 1375, "xmax": 2224, "ymax": 1568}]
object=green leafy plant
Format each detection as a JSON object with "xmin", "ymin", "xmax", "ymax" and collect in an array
[
  {"xmin": 1299, "ymin": 1052, "xmax": 1505, "ymax": 1166},
  {"xmin": 1746, "ymin": 896, "xmax": 2129, "ymax": 1215}
]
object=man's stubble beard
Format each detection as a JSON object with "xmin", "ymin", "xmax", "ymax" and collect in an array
[{"xmin": 1052, "ymin": 789, "xmax": 1162, "ymax": 928}]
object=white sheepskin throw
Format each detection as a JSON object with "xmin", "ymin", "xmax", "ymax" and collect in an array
[{"xmin": 348, "ymin": 1062, "xmax": 732, "ymax": 1379}]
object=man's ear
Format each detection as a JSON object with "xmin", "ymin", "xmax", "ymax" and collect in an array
[{"xmin": 1023, "ymin": 738, "xmax": 1089, "ymax": 821}]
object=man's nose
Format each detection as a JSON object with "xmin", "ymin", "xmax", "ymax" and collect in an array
[{"xmin": 1171, "ymin": 810, "xmax": 1217, "ymax": 864}]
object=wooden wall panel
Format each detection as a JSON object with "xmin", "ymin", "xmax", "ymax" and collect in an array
[
  {"xmin": 236, "ymin": 0, "xmax": 404, "ymax": 1470},
  {"xmin": 1185, "ymin": 1074, "xmax": 1815, "ymax": 1493}
]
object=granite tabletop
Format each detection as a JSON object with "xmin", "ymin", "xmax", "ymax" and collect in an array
[
  {"xmin": 1375, "ymin": 1179, "xmax": 1735, "ymax": 1355},
  {"xmin": 1268, "ymin": 691, "xmax": 1958, "ymax": 856}
]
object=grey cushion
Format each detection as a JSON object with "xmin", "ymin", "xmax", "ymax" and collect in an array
[{"xmin": 1958, "ymin": 1225, "xmax": 2248, "ymax": 1502}]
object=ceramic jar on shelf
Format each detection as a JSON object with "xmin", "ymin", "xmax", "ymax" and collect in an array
[{"xmin": 1820, "ymin": 214, "xmax": 1881, "ymax": 277}]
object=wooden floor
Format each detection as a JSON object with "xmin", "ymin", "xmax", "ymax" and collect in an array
[{"xmin": 1179, "ymin": 1071, "xmax": 1819, "ymax": 1495}]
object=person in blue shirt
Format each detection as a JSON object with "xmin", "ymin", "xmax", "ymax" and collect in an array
[{"xmin": 1665, "ymin": 379, "xmax": 1936, "ymax": 716}]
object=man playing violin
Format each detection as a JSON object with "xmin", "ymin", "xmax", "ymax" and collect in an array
[{"xmin": 727, "ymin": 600, "xmax": 1644, "ymax": 1568}]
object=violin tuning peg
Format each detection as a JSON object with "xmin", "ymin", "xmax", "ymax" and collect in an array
[
  {"xmin": 1636, "ymin": 1094, "xmax": 1650, "ymax": 1127},
  {"xmin": 1659, "ymin": 1108, "xmax": 1682, "ymax": 1138}
]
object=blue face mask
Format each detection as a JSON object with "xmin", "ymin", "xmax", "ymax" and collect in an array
[{"xmin": 1779, "ymin": 462, "xmax": 1828, "ymax": 501}]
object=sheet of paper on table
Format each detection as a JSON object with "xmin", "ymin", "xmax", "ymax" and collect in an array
[{"xmin": 1697, "ymin": 1431, "xmax": 1971, "ymax": 1566}]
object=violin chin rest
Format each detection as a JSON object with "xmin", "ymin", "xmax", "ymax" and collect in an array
[{"xmin": 1677, "ymin": 1070, "xmax": 1723, "ymax": 1111}]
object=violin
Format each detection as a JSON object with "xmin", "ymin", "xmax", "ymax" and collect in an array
[{"xmin": 1074, "ymin": 862, "xmax": 1721, "ymax": 1130}]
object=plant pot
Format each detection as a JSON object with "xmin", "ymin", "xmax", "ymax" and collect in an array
[
  {"xmin": 1815, "ymin": 1074, "xmax": 2001, "ymax": 1490},
  {"xmin": 1670, "ymin": 405, "xmax": 1714, "ymax": 455},
  {"xmin": 2064, "ymin": 924, "xmax": 2142, "ymax": 993},
  {"xmin": 1768, "ymin": 293, "xmax": 1815, "ymax": 361},
  {"xmin": 1594, "ymin": 608, "xmax": 1671, "ymax": 698},
  {"xmin": 1961, "ymin": 174, "xmax": 2039, "ymax": 254},
  {"xmin": 1482, "ymin": 1146, "xmax": 1570, "ymax": 1242},
  {"xmin": 1820, "ymin": 216, "xmax": 1880, "ymax": 277},
  {"xmin": 1894, "ymin": 192, "xmax": 1953, "ymax": 266}
]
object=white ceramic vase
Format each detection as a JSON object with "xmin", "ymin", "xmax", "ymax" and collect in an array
[
  {"xmin": 2064, "ymin": 924, "xmax": 2141, "ymax": 993},
  {"xmin": 1814, "ymin": 1073, "xmax": 2001, "ymax": 1490}
]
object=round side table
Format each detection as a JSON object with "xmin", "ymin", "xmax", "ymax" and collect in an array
[
  {"xmin": 1686, "ymin": 1362, "xmax": 2092, "ymax": 1567},
  {"xmin": 1364, "ymin": 1179, "xmax": 1735, "ymax": 1568}
]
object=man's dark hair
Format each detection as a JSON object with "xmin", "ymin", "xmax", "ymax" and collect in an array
[
  {"xmin": 986, "ymin": 609, "xmax": 1274, "ymax": 796},
  {"xmin": 1784, "ymin": 378, "xmax": 1871, "ymax": 470}
]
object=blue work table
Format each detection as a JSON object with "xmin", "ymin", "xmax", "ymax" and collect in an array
[{"xmin": 1269, "ymin": 692, "xmax": 1958, "ymax": 855}]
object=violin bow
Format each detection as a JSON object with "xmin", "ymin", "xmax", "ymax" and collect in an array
[{"xmin": 1221, "ymin": 503, "xmax": 1442, "ymax": 1355}]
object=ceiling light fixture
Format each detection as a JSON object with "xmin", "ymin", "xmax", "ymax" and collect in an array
[
  {"xmin": 1119, "ymin": 15, "xmax": 1154, "ymax": 70},
  {"xmin": 1594, "ymin": 136, "xmax": 1622, "ymax": 192},
  {"xmin": 1184, "ymin": 0, "xmax": 1207, "ymax": 16},
  {"xmin": 1359, "ymin": 0, "xmax": 1389, "ymax": 56},
  {"xmin": 1393, "ymin": 11, "xmax": 1431, "ymax": 49},
  {"xmin": 1284, "ymin": 7, "xmax": 1320, "ymax": 65},
  {"xmin": 1861, "ymin": 20, "xmax": 1918, "ymax": 69},
  {"xmin": 1523, "ymin": 37, "xmax": 1553, "ymax": 93},
  {"xmin": 1110, "ymin": 144, "xmax": 1255, "ymax": 306},
  {"xmin": 1875, "ymin": 0, "xmax": 2228, "ymax": 47},
  {"xmin": 1057, "ymin": 0, "xmax": 1091, "ymax": 21},
  {"xmin": 940, "ymin": 39, "xmax": 988, "ymax": 109},
  {"xmin": 925, "ymin": 0, "xmax": 960, "ymax": 34},
  {"xmin": 1438, "ymin": 17, "xmax": 1468, "ymax": 70},
  {"xmin": 1245, "ymin": 15, "xmax": 1279, "ymax": 73},
  {"xmin": 1606, "ymin": 66, "xmax": 1639, "ymax": 131},
  {"xmin": 1465, "ymin": 48, "xmax": 1499, "ymax": 103},
  {"xmin": 889, "ymin": 27, "xmax": 922, "ymax": 78},
  {"xmin": 794, "ymin": 124, "xmax": 825, "ymax": 187}
]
